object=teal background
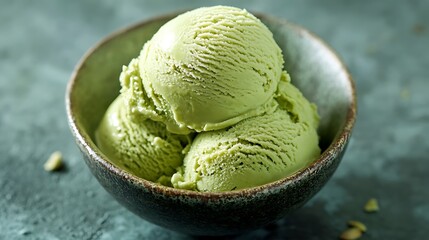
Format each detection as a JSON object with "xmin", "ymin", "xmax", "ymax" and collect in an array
[{"xmin": 1, "ymin": 0, "xmax": 428, "ymax": 239}]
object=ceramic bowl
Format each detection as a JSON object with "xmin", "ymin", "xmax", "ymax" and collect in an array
[{"xmin": 66, "ymin": 12, "xmax": 356, "ymax": 236}]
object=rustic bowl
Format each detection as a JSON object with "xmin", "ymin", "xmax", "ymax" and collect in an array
[{"xmin": 66, "ymin": 12, "xmax": 356, "ymax": 236}]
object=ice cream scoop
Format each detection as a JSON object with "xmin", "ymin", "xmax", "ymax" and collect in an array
[
  {"xmin": 95, "ymin": 95, "xmax": 192, "ymax": 183},
  {"xmin": 171, "ymin": 74, "xmax": 320, "ymax": 192},
  {"xmin": 121, "ymin": 6, "xmax": 284, "ymax": 134}
]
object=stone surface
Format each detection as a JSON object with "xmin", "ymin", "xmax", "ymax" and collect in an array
[{"xmin": 1, "ymin": 0, "xmax": 428, "ymax": 239}]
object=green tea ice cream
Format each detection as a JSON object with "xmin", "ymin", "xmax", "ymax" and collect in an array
[
  {"xmin": 122, "ymin": 5, "xmax": 283, "ymax": 134},
  {"xmin": 171, "ymin": 74, "xmax": 320, "ymax": 192},
  {"xmin": 95, "ymin": 95, "xmax": 192, "ymax": 183},
  {"xmin": 95, "ymin": 5, "xmax": 321, "ymax": 192}
]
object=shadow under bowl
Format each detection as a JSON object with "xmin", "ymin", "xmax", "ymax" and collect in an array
[{"xmin": 66, "ymin": 13, "xmax": 356, "ymax": 236}]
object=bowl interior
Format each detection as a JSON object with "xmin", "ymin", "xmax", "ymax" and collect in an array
[
  {"xmin": 69, "ymin": 15, "xmax": 354, "ymax": 154},
  {"xmin": 268, "ymin": 17, "xmax": 354, "ymax": 149},
  {"xmin": 69, "ymin": 18, "xmax": 170, "ymax": 143}
]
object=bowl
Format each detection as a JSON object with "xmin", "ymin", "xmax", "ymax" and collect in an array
[{"xmin": 66, "ymin": 12, "xmax": 356, "ymax": 236}]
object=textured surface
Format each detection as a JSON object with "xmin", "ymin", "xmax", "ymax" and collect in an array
[
  {"xmin": 1, "ymin": 0, "xmax": 428, "ymax": 239},
  {"xmin": 174, "ymin": 80, "xmax": 320, "ymax": 192},
  {"xmin": 132, "ymin": 6, "xmax": 284, "ymax": 134},
  {"xmin": 95, "ymin": 95, "xmax": 191, "ymax": 183}
]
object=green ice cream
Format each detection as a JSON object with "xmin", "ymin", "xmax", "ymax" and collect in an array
[
  {"xmin": 95, "ymin": 95, "xmax": 192, "ymax": 183},
  {"xmin": 122, "ymin": 5, "xmax": 283, "ymax": 134},
  {"xmin": 95, "ymin": 5, "xmax": 321, "ymax": 192},
  {"xmin": 171, "ymin": 74, "xmax": 320, "ymax": 192}
]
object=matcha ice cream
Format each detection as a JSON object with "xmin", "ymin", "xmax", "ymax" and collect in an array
[
  {"xmin": 171, "ymin": 74, "xmax": 320, "ymax": 192},
  {"xmin": 122, "ymin": 5, "xmax": 283, "ymax": 134},
  {"xmin": 95, "ymin": 5, "xmax": 321, "ymax": 192},
  {"xmin": 95, "ymin": 95, "xmax": 192, "ymax": 183}
]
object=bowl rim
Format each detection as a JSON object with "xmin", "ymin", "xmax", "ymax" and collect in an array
[{"xmin": 66, "ymin": 12, "xmax": 357, "ymax": 200}]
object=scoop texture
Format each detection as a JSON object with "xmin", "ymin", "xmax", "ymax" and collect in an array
[{"xmin": 95, "ymin": 6, "xmax": 320, "ymax": 192}]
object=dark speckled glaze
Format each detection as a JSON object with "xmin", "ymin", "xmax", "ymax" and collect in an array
[{"xmin": 66, "ymin": 13, "xmax": 356, "ymax": 236}]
